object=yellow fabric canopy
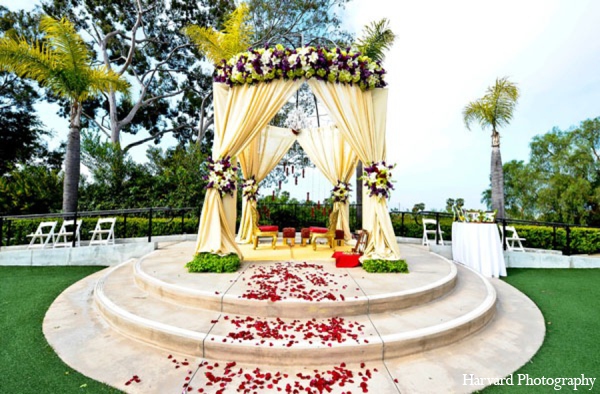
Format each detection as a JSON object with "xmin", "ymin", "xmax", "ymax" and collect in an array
[{"xmin": 195, "ymin": 79, "xmax": 400, "ymax": 261}]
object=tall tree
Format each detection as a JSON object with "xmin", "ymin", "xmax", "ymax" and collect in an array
[
  {"xmin": 247, "ymin": 0, "xmax": 352, "ymax": 48},
  {"xmin": 0, "ymin": 15, "xmax": 129, "ymax": 212},
  {"xmin": 463, "ymin": 77, "xmax": 519, "ymax": 219},
  {"xmin": 41, "ymin": 0, "xmax": 235, "ymax": 150}
]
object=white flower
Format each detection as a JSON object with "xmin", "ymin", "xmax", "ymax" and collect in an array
[
  {"xmin": 244, "ymin": 62, "xmax": 254, "ymax": 73},
  {"xmin": 261, "ymin": 65, "xmax": 272, "ymax": 75},
  {"xmin": 213, "ymin": 162, "xmax": 224, "ymax": 172},
  {"xmin": 288, "ymin": 54, "xmax": 298, "ymax": 65},
  {"xmin": 368, "ymin": 172, "xmax": 378, "ymax": 182},
  {"xmin": 308, "ymin": 51, "xmax": 319, "ymax": 63},
  {"xmin": 298, "ymin": 47, "xmax": 310, "ymax": 56},
  {"xmin": 247, "ymin": 53, "xmax": 257, "ymax": 62},
  {"xmin": 376, "ymin": 163, "xmax": 388, "ymax": 172},
  {"xmin": 261, "ymin": 50, "xmax": 272, "ymax": 64},
  {"xmin": 272, "ymin": 56, "xmax": 281, "ymax": 66},
  {"xmin": 367, "ymin": 62, "xmax": 376, "ymax": 72}
]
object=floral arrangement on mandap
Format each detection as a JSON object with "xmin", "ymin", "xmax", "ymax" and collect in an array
[
  {"xmin": 214, "ymin": 45, "xmax": 386, "ymax": 91},
  {"xmin": 205, "ymin": 156, "xmax": 238, "ymax": 197},
  {"xmin": 331, "ymin": 181, "xmax": 351, "ymax": 203},
  {"xmin": 241, "ymin": 176, "xmax": 259, "ymax": 201},
  {"xmin": 361, "ymin": 161, "xmax": 395, "ymax": 200}
]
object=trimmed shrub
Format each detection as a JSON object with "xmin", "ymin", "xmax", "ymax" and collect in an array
[
  {"xmin": 362, "ymin": 259, "xmax": 409, "ymax": 273},
  {"xmin": 185, "ymin": 252, "xmax": 241, "ymax": 273}
]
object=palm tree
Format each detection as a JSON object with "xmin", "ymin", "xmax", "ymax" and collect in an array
[
  {"xmin": 463, "ymin": 77, "xmax": 520, "ymax": 219},
  {"xmin": 0, "ymin": 16, "xmax": 129, "ymax": 212},
  {"xmin": 354, "ymin": 19, "xmax": 396, "ymax": 225}
]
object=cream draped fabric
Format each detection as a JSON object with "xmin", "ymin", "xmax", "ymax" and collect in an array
[
  {"xmin": 296, "ymin": 125, "xmax": 357, "ymax": 241},
  {"xmin": 237, "ymin": 126, "xmax": 297, "ymax": 243},
  {"xmin": 195, "ymin": 80, "xmax": 302, "ymax": 256},
  {"xmin": 307, "ymin": 80, "xmax": 401, "ymax": 259}
]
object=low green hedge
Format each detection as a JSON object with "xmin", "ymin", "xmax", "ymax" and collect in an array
[
  {"xmin": 186, "ymin": 252, "xmax": 241, "ymax": 273},
  {"xmin": 363, "ymin": 259, "xmax": 409, "ymax": 273},
  {"xmin": 513, "ymin": 225, "xmax": 600, "ymax": 255}
]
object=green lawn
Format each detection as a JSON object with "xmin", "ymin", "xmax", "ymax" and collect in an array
[
  {"xmin": 482, "ymin": 268, "xmax": 600, "ymax": 393},
  {"xmin": 0, "ymin": 266, "xmax": 121, "ymax": 393},
  {"xmin": 1, "ymin": 267, "xmax": 599, "ymax": 393}
]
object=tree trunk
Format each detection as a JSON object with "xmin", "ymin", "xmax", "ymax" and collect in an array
[
  {"xmin": 108, "ymin": 89, "xmax": 120, "ymax": 144},
  {"xmin": 355, "ymin": 161, "xmax": 363, "ymax": 229},
  {"xmin": 62, "ymin": 102, "xmax": 83, "ymax": 213},
  {"xmin": 491, "ymin": 129, "xmax": 505, "ymax": 218}
]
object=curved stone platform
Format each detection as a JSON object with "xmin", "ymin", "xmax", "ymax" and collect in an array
[{"xmin": 43, "ymin": 242, "xmax": 545, "ymax": 393}]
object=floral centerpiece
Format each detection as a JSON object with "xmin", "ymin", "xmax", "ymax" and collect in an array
[
  {"xmin": 205, "ymin": 156, "xmax": 238, "ymax": 197},
  {"xmin": 361, "ymin": 161, "xmax": 395, "ymax": 200},
  {"xmin": 241, "ymin": 176, "xmax": 259, "ymax": 201},
  {"xmin": 214, "ymin": 45, "xmax": 386, "ymax": 91},
  {"xmin": 331, "ymin": 181, "xmax": 351, "ymax": 203}
]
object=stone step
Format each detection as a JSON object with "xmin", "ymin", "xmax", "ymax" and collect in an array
[
  {"xmin": 94, "ymin": 257, "xmax": 495, "ymax": 366},
  {"xmin": 133, "ymin": 244, "xmax": 458, "ymax": 318}
]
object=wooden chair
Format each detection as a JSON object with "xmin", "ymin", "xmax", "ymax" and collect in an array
[
  {"xmin": 53, "ymin": 219, "xmax": 82, "ymax": 248},
  {"xmin": 27, "ymin": 221, "xmax": 58, "ymax": 249},
  {"xmin": 89, "ymin": 217, "xmax": 116, "ymax": 246},
  {"xmin": 310, "ymin": 209, "xmax": 340, "ymax": 251},
  {"xmin": 249, "ymin": 205, "xmax": 278, "ymax": 250}
]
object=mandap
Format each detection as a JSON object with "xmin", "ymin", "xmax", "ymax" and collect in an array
[{"xmin": 195, "ymin": 45, "xmax": 401, "ymax": 261}]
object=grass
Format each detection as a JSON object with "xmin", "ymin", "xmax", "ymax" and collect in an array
[
  {"xmin": 482, "ymin": 268, "xmax": 600, "ymax": 393},
  {"xmin": 1, "ymin": 266, "xmax": 599, "ymax": 393},
  {"xmin": 0, "ymin": 266, "xmax": 121, "ymax": 393}
]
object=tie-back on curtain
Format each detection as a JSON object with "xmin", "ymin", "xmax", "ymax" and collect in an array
[
  {"xmin": 296, "ymin": 125, "xmax": 357, "ymax": 241},
  {"xmin": 237, "ymin": 126, "xmax": 297, "ymax": 243},
  {"xmin": 195, "ymin": 80, "xmax": 302, "ymax": 256},
  {"xmin": 307, "ymin": 80, "xmax": 400, "ymax": 259}
]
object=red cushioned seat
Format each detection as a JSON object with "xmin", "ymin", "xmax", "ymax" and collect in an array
[
  {"xmin": 309, "ymin": 226, "xmax": 328, "ymax": 234},
  {"xmin": 282, "ymin": 227, "xmax": 295, "ymax": 238},
  {"xmin": 258, "ymin": 225, "xmax": 278, "ymax": 232},
  {"xmin": 335, "ymin": 253, "xmax": 361, "ymax": 268},
  {"xmin": 301, "ymin": 228, "xmax": 311, "ymax": 238}
]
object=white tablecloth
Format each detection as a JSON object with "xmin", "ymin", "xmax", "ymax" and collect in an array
[{"xmin": 452, "ymin": 222, "xmax": 507, "ymax": 278}]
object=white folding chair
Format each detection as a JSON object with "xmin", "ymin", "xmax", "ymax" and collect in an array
[
  {"xmin": 53, "ymin": 219, "xmax": 82, "ymax": 248},
  {"xmin": 422, "ymin": 218, "xmax": 444, "ymax": 246},
  {"xmin": 499, "ymin": 225, "xmax": 526, "ymax": 252},
  {"xmin": 89, "ymin": 217, "xmax": 116, "ymax": 246},
  {"xmin": 27, "ymin": 221, "xmax": 58, "ymax": 249}
]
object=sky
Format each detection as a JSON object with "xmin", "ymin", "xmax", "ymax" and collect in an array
[{"xmin": 3, "ymin": 0, "xmax": 600, "ymax": 211}]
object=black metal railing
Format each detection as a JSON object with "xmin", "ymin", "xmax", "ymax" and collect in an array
[
  {"xmin": 390, "ymin": 210, "xmax": 600, "ymax": 256},
  {"xmin": 3, "ymin": 204, "xmax": 600, "ymax": 256}
]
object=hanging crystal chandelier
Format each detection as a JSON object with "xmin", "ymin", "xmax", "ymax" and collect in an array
[{"xmin": 284, "ymin": 107, "xmax": 309, "ymax": 133}]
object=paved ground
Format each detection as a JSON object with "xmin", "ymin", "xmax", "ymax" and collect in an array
[{"xmin": 43, "ymin": 242, "xmax": 545, "ymax": 393}]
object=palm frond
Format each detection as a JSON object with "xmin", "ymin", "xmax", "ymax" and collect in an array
[
  {"xmin": 40, "ymin": 16, "xmax": 90, "ymax": 73},
  {"xmin": 183, "ymin": 25, "xmax": 226, "ymax": 64},
  {"xmin": 0, "ymin": 36, "xmax": 55, "ymax": 83},
  {"xmin": 355, "ymin": 18, "xmax": 396, "ymax": 62},
  {"xmin": 84, "ymin": 67, "xmax": 130, "ymax": 102},
  {"xmin": 222, "ymin": 3, "xmax": 253, "ymax": 58},
  {"xmin": 184, "ymin": 3, "xmax": 253, "ymax": 64},
  {"xmin": 463, "ymin": 99, "xmax": 492, "ymax": 130}
]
